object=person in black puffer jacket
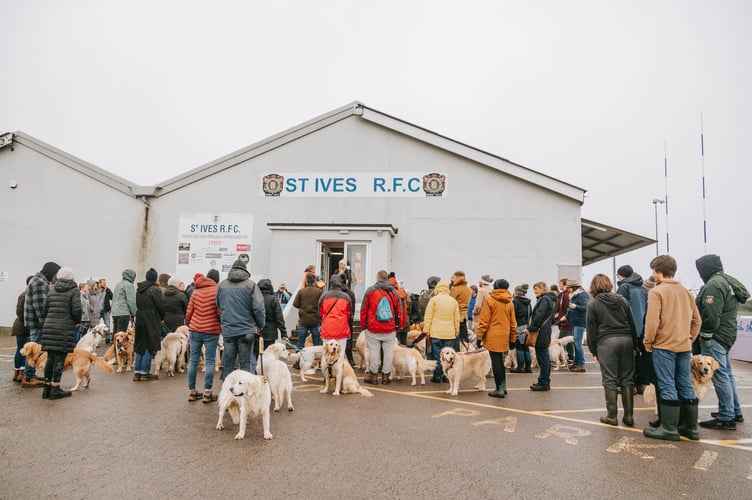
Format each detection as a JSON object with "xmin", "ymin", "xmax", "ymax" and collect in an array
[
  {"xmin": 526, "ymin": 282, "xmax": 557, "ymax": 391},
  {"xmin": 41, "ymin": 267, "xmax": 82, "ymax": 400},
  {"xmin": 163, "ymin": 277, "xmax": 188, "ymax": 333},
  {"xmin": 134, "ymin": 268, "xmax": 165, "ymax": 381},
  {"xmin": 257, "ymin": 279, "xmax": 288, "ymax": 353}
]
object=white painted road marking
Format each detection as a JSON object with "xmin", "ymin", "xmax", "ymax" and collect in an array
[
  {"xmin": 536, "ymin": 424, "xmax": 591, "ymax": 445},
  {"xmin": 607, "ymin": 437, "xmax": 676, "ymax": 458},
  {"xmin": 471, "ymin": 416, "xmax": 518, "ymax": 432},
  {"xmin": 693, "ymin": 450, "xmax": 719, "ymax": 470}
]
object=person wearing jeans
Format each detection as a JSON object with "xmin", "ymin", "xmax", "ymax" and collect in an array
[
  {"xmin": 186, "ymin": 272, "xmax": 222, "ymax": 402},
  {"xmin": 700, "ymin": 339, "xmax": 742, "ymax": 423},
  {"xmin": 643, "ymin": 255, "xmax": 702, "ymax": 441},
  {"xmin": 527, "ymin": 282, "xmax": 557, "ymax": 391},
  {"xmin": 422, "ymin": 280, "xmax": 460, "ymax": 384},
  {"xmin": 133, "ymin": 268, "xmax": 164, "ymax": 381},
  {"xmin": 293, "ymin": 273, "xmax": 324, "ymax": 349},
  {"xmin": 23, "ymin": 262, "xmax": 60, "ymax": 387},
  {"xmin": 563, "ymin": 280, "xmax": 589, "ymax": 372}
]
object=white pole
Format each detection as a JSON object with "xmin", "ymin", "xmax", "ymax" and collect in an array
[
  {"xmin": 664, "ymin": 141, "xmax": 670, "ymax": 254},
  {"xmin": 701, "ymin": 113, "xmax": 708, "ymax": 253}
]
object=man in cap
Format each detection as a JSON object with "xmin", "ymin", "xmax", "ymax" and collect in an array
[
  {"xmin": 22, "ymin": 261, "xmax": 61, "ymax": 387},
  {"xmin": 216, "ymin": 258, "xmax": 265, "ymax": 374}
]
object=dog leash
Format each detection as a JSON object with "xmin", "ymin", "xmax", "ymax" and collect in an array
[{"xmin": 284, "ymin": 338, "xmax": 314, "ymax": 366}]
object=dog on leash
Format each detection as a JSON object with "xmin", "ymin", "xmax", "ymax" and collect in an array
[
  {"xmin": 392, "ymin": 344, "xmax": 437, "ymax": 385},
  {"xmin": 75, "ymin": 323, "xmax": 109, "ymax": 353},
  {"xmin": 549, "ymin": 336, "xmax": 576, "ymax": 370},
  {"xmin": 643, "ymin": 354, "xmax": 720, "ymax": 413},
  {"xmin": 258, "ymin": 343, "xmax": 294, "ymax": 412},
  {"xmin": 21, "ymin": 342, "xmax": 114, "ymax": 391},
  {"xmin": 440, "ymin": 347, "xmax": 491, "ymax": 396},
  {"xmin": 155, "ymin": 326, "xmax": 189, "ymax": 376},
  {"xmin": 104, "ymin": 329, "xmax": 135, "ymax": 372},
  {"xmin": 320, "ymin": 340, "xmax": 373, "ymax": 397},
  {"xmin": 289, "ymin": 345, "xmax": 324, "ymax": 382},
  {"xmin": 216, "ymin": 369, "xmax": 273, "ymax": 440}
]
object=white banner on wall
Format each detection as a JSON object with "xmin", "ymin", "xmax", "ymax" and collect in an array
[
  {"xmin": 260, "ymin": 172, "xmax": 448, "ymax": 197},
  {"xmin": 730, "ymin": 316, "xmax": 752, "ymax": 362},
  {"xmin": 176, "ymin": 213, "xmax": 254, "ymax": 283}
]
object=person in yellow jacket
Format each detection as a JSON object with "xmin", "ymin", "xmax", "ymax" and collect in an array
[
  {"xmin": 423, "ymin": 281, "xmax": 460, "ymax": 384},
  {"xmin": 477, "ymin": 279, "xmax": 517, "ymax": 398}
]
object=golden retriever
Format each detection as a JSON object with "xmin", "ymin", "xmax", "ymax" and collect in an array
[
  {"xmin": 320, "ymin": 340, "xmax": 373, "ymax": 397},
  {"xmin": 392, "ymin": 344, "xmax": 437, "ymax": 385},
  {"xmin": 21, "ymin": 341, "xmax": 115, "ymax": 391},
  {"xmin": 643, "ymin": 354, "xmax": 720, "ymax": 413},
  {"xmin": 355, "ymin": 332, "xmax": 369, "ymax": 372},
  {"xmin": 216, "ymin": 369, "xmax": 273, "ymax": 440},
  {"xmin": 406, "ymin": 324, "xmax": 427, "ymax": 358},
  {"xmin": 258, "ymin": 343, "xmax": 294, "ymax": 412},
  {"xmin": 155, "ymin": 326, "xmax": 189, "ymax": 376},
  {"xmin": 288, "ymin": 345, "xmax": 324, "ymax": 382},
  {"xmin": 440, "ymin": 346, "xmax": 491, "ymax": 396},
  {"xmin": 549, "ymin": 336, "xmax": 576, "ymax": 370},
  {"xmin": 75, "ymin": 323, "xmax": 109, "ymax": 353},
  {"xmin": 104, "ymin": 329, "xmax": 135, "ymax": 372}
]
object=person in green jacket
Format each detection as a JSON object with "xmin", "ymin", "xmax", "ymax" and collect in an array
[{"xmin": 696, "ymin": 254, "xmax": 750, "ymax": 430}]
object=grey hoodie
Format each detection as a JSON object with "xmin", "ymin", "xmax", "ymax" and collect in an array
[{"xmin": 112, "ymin": 269, "xmax": 137, "ymax": 317}]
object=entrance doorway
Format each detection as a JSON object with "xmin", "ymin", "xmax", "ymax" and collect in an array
[{"xmin": 318, "ymin": 241, "xmax": 368, "ymax": 304}]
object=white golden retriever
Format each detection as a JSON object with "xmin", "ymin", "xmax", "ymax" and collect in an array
[
  {"xmin": 155, "ymin": 326, "xmax": 189, "ymax": 376},
  {"xmin": 320, "ymin": 340, "xmax": 373, "ymax": 397},
  {"xmin": 289, "ymin": 345, "xmax": 324, "ymax": 382},
  {"xmin": 75, "ymin": 323, "xmax": 109, "ymax": 353},
  {"xmin": 216, "ymin": 369, "xmax": 273, "ymax": 440},
  {"xmin": 392, "ymin": 344, "xmax": 437, "ymax": 385},
  {"xmin": 257, "ymin": 343, "xmax": 294, "ymax": 412},
  {"xmin": 549, "ymin": 336, "xmax": 576, "ymax": 370},
  {"xmin": 440, "ymin": 347, "xmax": 491, "ymax": 396}
]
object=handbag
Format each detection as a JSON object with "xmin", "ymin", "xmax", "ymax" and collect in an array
[{"xmin": 525, "ymin": 330, "xmax": 539, "ymax": 347}]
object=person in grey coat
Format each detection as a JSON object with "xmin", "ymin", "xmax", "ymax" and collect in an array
[{"xmin": 112, "ymin": 269, "xmax": 137, "ymax": 333}]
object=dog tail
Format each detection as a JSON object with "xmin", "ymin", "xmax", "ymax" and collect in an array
[
  {"xmin": 289, "ymin": 352, "xmax": 300, "ymax": 364},
  {"xmin": 418, "ymin": 359, "xmax": 437, "ymax": 371},
  {"xmin": 643, "ymin": 384, "xmax": 656, "ymax": 405},
  {"xmin": 77, "ymin": 350, "xmax": 116, "ymax": 374},
  {"xmin": 557, "ymin": 336, "xmax": 576, "ymax": 346}
]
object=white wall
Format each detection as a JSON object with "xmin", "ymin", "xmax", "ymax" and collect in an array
[{"xmin": 0, "ymin": 143, "xmax": 145, "ymax": 325}]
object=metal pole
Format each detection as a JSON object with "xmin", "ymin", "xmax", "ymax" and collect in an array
[{"xmin": 652, "ymin": 198, "xmax": 665, "ymax": 257}]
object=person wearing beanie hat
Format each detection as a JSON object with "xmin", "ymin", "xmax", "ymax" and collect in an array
[
  {"xmin": 472, "ymin": 275, "xmax": 494, "ymax": 336},
  {"xmin": 206, "ymin": 269, "xmax": 220, "ymax": 284},
  {"xmin": 476, "ymin": 277, "xmax": 517, "ymax": 398},
  {"xmin": 112, "ymin": 269, "xmax": 138, "ymax": 334},
  {"xmin": 134, "ymin": 268, "xmax": 165, "ymax": 381},
  {"xmin": 217, "ymin": 255, "xmax": 266, "ymax": 375},
  {"xmin": 163, "ymin": 275, "xmax": 188, "ymax": 332},
  {"xmin": 22, "ymin": 261, "xmax": 62, "ymax": 387},
  {"xmin": 39, "ymin": 265, "xmax": 82, "ymax": 400},
  {"xmin": 615, "ymin": 263, "xmax": 649, "ymax": 393}
]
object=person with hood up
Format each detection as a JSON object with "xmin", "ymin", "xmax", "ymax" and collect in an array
[
  {"xmin": 186, "ymin": 272, "xmax": 222, "ymax": 402},
  {"xmin": 216, "ymin": 259, "xmax": 265, "ymax": 375},
  {"xmin": 112, "ymin": 269, "xmax": 137, "ymax": 334},
  {"xmin": 564, "ymin": 279, "xmax": 589, "ymax": 372},
  {"xmin": 258, "ymin": 278, "xmax": 288, "ymax": 351},
  {"xmin": 360, "ymin": 270, "xmax": 401, "ymax": 385},
  {"xmin": 417, "ymin": 275, "xmax": 441, "ymax": 321},
  {"xmin": 526, "ymin": 282, "xmax": 558, "ymax": 391},
  {"xmin": 163, "ymin": 276, "xmax": 188, "ymax": 332},
  {"xmin": 41, "ymin": 267, "xmax": 82, "ymax": 400},
  {"xmin": 318, "ymin": 274, "xmax": 353, "ymax": 354},
  {"xmin": 76, "ymin": 282, "xmax": 91, "ymax": 343},
  {"xmin": 586, "ymin": 274, "xmax": 638, "ymax": 426},
  {"xmin": 696, "ymin": 254, "xmax": 749, "ymax": 430},
  {"xmin": 293, "ymin": 272, "xmax": 324, "ymax": 349},
  {"xmin": 510, "ymin": 284, "xmax": 533, "ymax": 373},
  {"xmin": 449, "ymin": 270, "xmax": 473, "ymax": 346},
  {"xmin": 23, "ymin": 261, "xmax": 61, "ymax": 387},
  {"xmin": 471, "ymin": 275, "xmax": 493, "ymax": 342},
  {"xmin": 134, "ymin": 268, "xmax": 164, "ymax": 381},
  {"xmin": 423, "ymin": 280, "xmax": 460, "ymax": 384},
  {"xmin": 616, "ymin": 265, "xmax": 649, "ymax": 391},
  {"xmin": 86, "ymin": 279, "xmax": 102, "ymax": 328},
  {"xmin": 476, "ymin": 279, "xmax": 517, "ymax": 398}
]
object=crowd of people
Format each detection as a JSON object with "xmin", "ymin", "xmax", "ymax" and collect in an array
[{"xmin": 9, "ymin": 253, "xmax": 748, "ymax": 441}]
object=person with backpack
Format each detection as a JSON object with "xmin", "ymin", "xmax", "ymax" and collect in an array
[
  {"xmin": 695, "ymin": 254, "xmax": 749, "ymax": 430},
  {"xmin": 360, "ymin": 270, "xmax": 401, "ymax": 385},
  {"xmin": 417, "ymin": 276, "xmax": 440, "ymax": 321}
]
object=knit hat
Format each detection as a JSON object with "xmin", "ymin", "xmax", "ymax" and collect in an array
[
  {"xmin": 207, "ymin": 269, "xmax": 220, "ymax": 283},
  {"xmin": 167, "ymin": 277, "xmax": 181, "ymax": 287},
  {"xmin": 480, "ymin": 274, "xmax": 493, "ymax": 286},
  {"xmin": 493, "ymin": 279, "xmax": 509, "ymax": 290},
  {"xmin": 145, "ymin": 268, "xmax": 158, "ymax": 282},
  {"xmin": 233, "ymin": 259, "xmax": 248, "ymax": 271},
  {"xmin": 617, "ymin": 265, "xmax": 633, "ymax": 278},
  {"xmin": 57, "ymin": 267, "xmax": 75, "ymax": 281}
]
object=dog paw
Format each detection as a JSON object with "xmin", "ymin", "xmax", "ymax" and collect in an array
[
  {"xmin": 216, "ymin": 424, "xmax": 224, "ymax": 431},
  {"xmin": 333, "ymin": 392, "xmax": 340, "ymax": 396},
  {"xmin": 116, "ymin": 368, "xmax": 123, "ymax": 373},
  {"xmin": 125, "ymin": 367, "xmax": 131, "ymax": 372},
  {"xmin": 234, "ymin": 433, "xmax": 245, "ymax": 440},
  {"xmin": 319, "ymin": 389, "xmax": 328, "ymax": 394},
  {"xmin": 288, "ymin": 407, "xmax": 294, "ymax": 412},
  {"xmin": 263, "ymin": 433, "xmax": 273, "ymax": 440},
  {"xmin": 273, "ymin": 407, "xmax": 280, "ymax": 412}
]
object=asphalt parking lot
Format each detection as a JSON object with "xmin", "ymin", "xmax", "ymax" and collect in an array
[{"xmin": 1, "ymin": 336, "xmax": 750, "ymax": 499}]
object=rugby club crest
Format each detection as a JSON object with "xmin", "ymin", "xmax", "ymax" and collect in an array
[
  {"xmin": 422, "ymin": 172, "xmax": 446, "ymax": 197},
  {"xmin": 262, "ymin": 174, "xmax": 284, "ymax": 197}
]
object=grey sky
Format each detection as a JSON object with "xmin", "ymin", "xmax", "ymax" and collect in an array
[{"xmin": 2, "ymin": 0, "xmax": 750, "ymax": 291}]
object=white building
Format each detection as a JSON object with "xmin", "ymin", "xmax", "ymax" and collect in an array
[{"xmin": 0, "ymin": 102, "xmax": 651, "ymax": 327}]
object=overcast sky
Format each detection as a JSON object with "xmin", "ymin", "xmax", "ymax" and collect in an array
[{"xmin": 2, "ymin": 0, "xmax": 750, "ymax": 292}]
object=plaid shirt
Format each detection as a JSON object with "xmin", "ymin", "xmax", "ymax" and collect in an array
[{"xmin": 24, "ymin": 272, "xmax": 50, "ymax": 329}]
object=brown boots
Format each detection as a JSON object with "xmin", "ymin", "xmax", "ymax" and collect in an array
[
  {"xmin": 381, "ymin": 372, "xmax": 391, "ymax": 385},
  {"xmin": 364, "ymin": 372, "xmax": 379, "ymax": 385}
]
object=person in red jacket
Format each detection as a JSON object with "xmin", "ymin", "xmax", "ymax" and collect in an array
[
  {"xmin": 318, "ymin": 275, "xmax": 353, "ymax": 354},
  {"xmin": 186, "ymin": 272, "xmax": 222, "ymax": 403},
  {"xmin": 388, "ymin": 275, "xmax": 409, "ymax": 345},
  {"xmin": 360, "ymin": 270, "xmax": 401, "ymax": 385}
]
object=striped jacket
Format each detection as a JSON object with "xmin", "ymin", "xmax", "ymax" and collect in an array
[{"xmin": 186, "ymin": 275, "xmax": 221, "ymax": 334}]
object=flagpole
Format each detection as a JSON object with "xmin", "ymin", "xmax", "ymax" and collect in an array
[
  {"xmin": 701, "ymin": 113, "xmax": 708, "ymax": 253},
  {"xmin": 664, "ymin": 141, "xmax": 670, "ymax": 254}
]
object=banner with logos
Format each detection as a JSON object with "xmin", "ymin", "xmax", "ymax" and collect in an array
[
  {"xmin": 730, "ymin": 316, "xmax": 752, "ymax": 362},
  {"xmin": 176, "ymin": 213, "xmax": 254, "ymax": 283},
  {"xmin": 260, "ymin": 172, "xmax": 448, "ymax": 197}
]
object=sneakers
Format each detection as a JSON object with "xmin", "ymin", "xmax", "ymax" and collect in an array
[
  {"xmin": 699, "ymin": 418, "xmax": 736, "ymax": 430},
  {"xmin": 530, "ymin": 383, "xmax": 550, "ymax": 391},
  {"xmin": 141, "ymin": 373, "xmax": 159, "ymax": 381},
  {"xmin": 188, "ymin": 391, "xmax": 200, "ymax": 401},
  {"xmin": 22, "ymin": 377, "xmax": 45, "ymax": 388},
  {"xmin": 202, "ymin": 392, "xmax": 218, "ymax": 403},
  {"xmin": 710, "ymin": 412, "xmax": 744, "ymax": 423},
  {"xmin": 509, "ymin": 368, "xmax": 525, "ymax": 373}
]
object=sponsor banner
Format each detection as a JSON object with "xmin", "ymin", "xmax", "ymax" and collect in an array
[
  {"xmin": 730, "ymin": 316, "xmax": 752, "ymax": 362},
  {"xmin": 176, "ymin": 213, "xmax": 253, "ymax": 283},
  {"xmin": 261, "ymin": 172, "xmax": 447, "ymax": 197}
]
